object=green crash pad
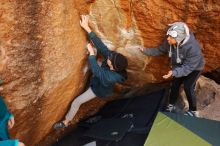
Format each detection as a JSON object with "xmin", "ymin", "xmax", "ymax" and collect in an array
[{"xmin": 145, "ymin": 112, "xmax": 220, "ymax": 146}]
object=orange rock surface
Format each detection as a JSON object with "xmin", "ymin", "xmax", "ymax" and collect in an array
[{"xmin": 0, "ymin": 0, "xmax": 219, "ymax": 145}]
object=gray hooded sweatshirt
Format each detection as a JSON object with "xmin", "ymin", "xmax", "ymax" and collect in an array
[{"xmin": 143, "ymin": 32, "xmax": 205, "ymax": 78}]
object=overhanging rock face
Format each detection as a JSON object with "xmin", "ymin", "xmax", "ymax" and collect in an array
[
  {"xmin": 89, "ymin": 0, "xmax": 220, "ymax": 85},
  {"xmin": 0, "ymin": 0, "xmax": 219, "ymax": 145}
]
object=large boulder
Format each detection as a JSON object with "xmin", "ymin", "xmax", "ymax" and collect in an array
[
  {"xmin": 177, "ymin": 76, "xmax": 220, "ymax": 120},
  {"xmin": 89, "ymin": 0, "xmax": 220, "ymax": 86},
  {"xmin": 0, "ymin": 0, "xmax": 219, "ymax": 145}
]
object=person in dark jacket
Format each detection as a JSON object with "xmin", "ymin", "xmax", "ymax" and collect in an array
[
  {"xmin": 53, "ymin": 15, "xmax": 128, "ymax": 129},
  {"xmin": 139, "ymin": 22, "xmax": 205, "ymax": 116}
]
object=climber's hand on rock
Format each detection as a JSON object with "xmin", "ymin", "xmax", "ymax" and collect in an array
[
  {"xmin": 163, "ymin": 70, "xmax": 173, "ymax": 79},
  {"xmin": 18, "ymin": 142, "xmax": 25, "ymax": 146},
  {"xmin": 0, "ymin": 47, "xmax": 8, "ymax": 72},
  {"xmin": 80, "ymin": 15, "xmax": 91, "ymax": 33},
  {"xmin": 87, "ymin": 43, "xmax": 95, "ymax": 56},
  {"xmin": 8, "ymin": 116, "xmax": 15, "ymax": 129},
  {"xmin": 138, "ymin": 46, "xmax": 144, "ymax": 52},
  {"xmin": 0, "ymin": 80, "xmax": 3, "ymax": 91}
]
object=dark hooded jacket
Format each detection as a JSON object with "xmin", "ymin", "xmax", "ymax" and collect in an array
[
  {"xmin": 88, "ymin": 32, "xmax": 127, "ymax": 98},
  {"xmin": 143, "ymin": 32, "xmax": 205, "ymax": 77}
]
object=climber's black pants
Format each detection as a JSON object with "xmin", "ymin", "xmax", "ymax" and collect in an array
[{"xmin": 169, "ymin": 70, "xmax": 202, "ymax": 111}]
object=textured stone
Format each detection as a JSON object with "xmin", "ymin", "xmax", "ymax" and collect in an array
[
  {"xmin": 0, "ymin": 0, "xmax": 98, "ymax": 145},
  {"xmin": 178, "ymin": 76, "xmax": 220, "ymax": 120},
  {"xmin": 89, "ymin": 0, "xmax": 220, "ymax": 86},
  {"xmin": 0, "ymin": 0, "xmax": 219, "ymax": 145}
]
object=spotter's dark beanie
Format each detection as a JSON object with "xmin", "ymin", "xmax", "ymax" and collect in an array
[{"xmin": 110, "ymin": 52, "xmax": 128, "ymax": 71}]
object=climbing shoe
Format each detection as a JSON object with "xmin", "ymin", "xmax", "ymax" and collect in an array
[
  {"xmin": 184, "ymin": 111, "xmax": 199, "ymax": 117},
  {"xmin": 164, "ymin": 104, "xmax": 176, "ymax": 112},
  {"xmin": 53, "ymin": 121, "xmax": 67, "ymax": 129}
]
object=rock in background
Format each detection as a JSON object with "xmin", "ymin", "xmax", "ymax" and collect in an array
[
  {"xmin": 176, "ymin": 76, "xmax": 220, "ymax": 120},
  {"xmin": 196, "ymin": 76, "xmax": 220, "ymax": 120},
  {"xmin": 0, "ymin": 0, "xmax": 219, "ymax": 145}
]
